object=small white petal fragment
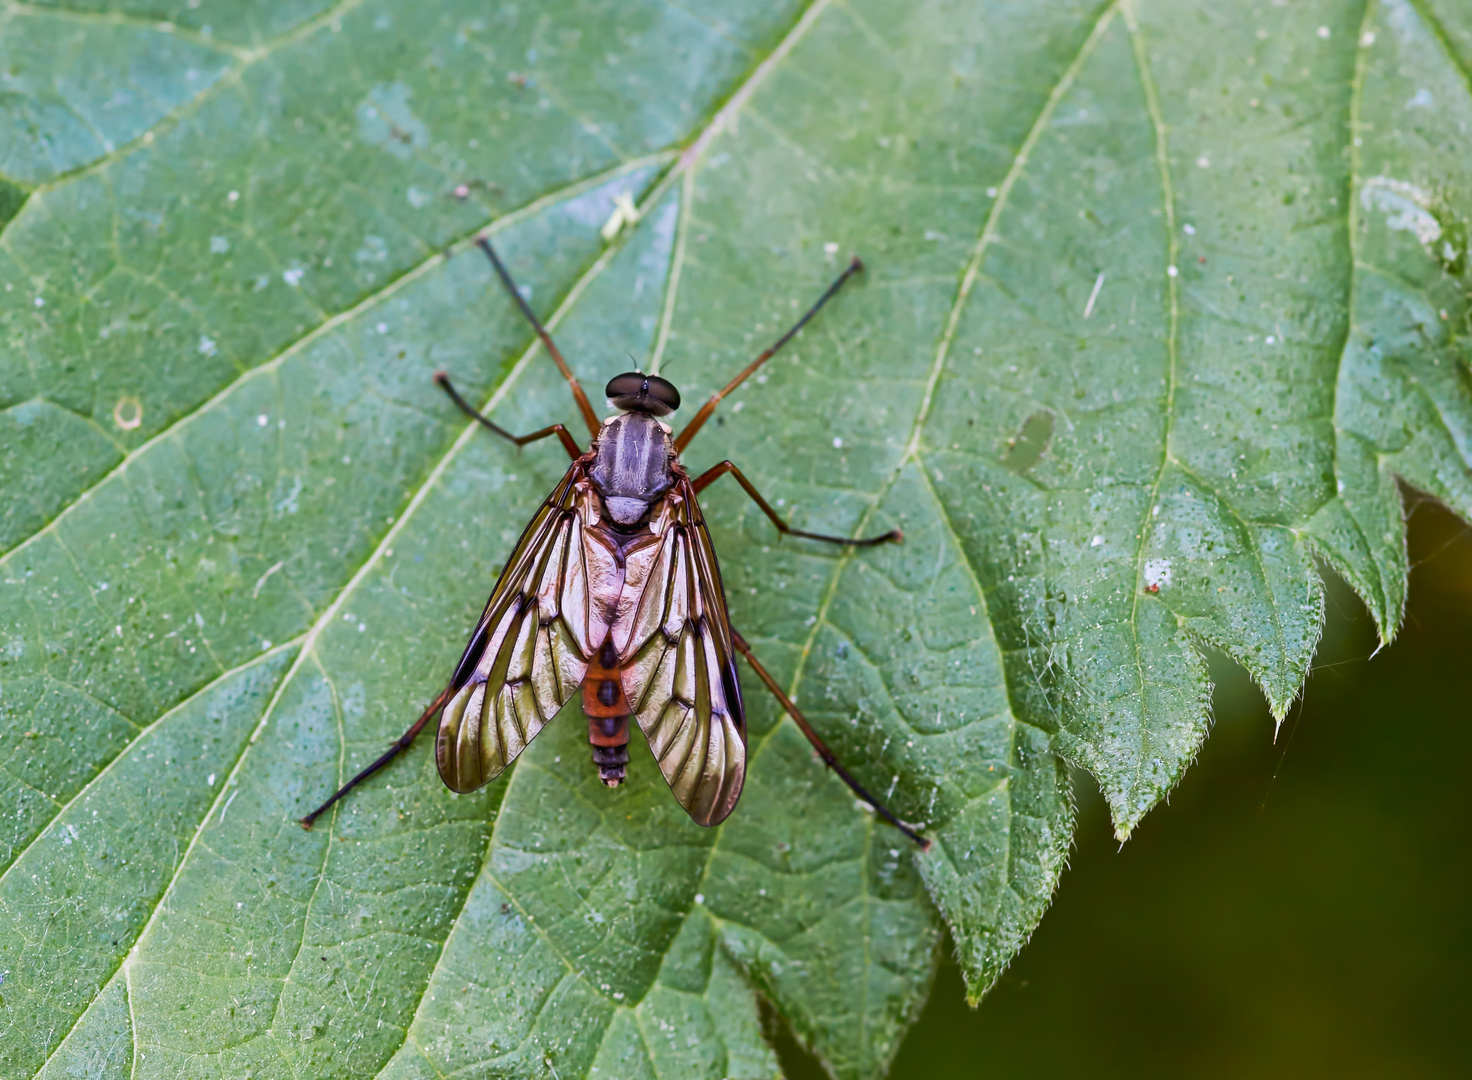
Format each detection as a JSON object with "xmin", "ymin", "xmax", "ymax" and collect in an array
[
  {"xmin": 1317, "ymin": 25, "xmax": 1330, "ymax": 39},
  {"xmin": 257, "ymin": 414, "xmax": 269, "ymax": 427},
  {"xmin": 1090, "ymin": 535, "xmax": 1105, "ymax": 548},
  {"xmin": 598, "ymin": 192, "xmax": 641, "ymax": 242},
  {"xmin": 1196, "ymin": 155, "xmax": 1210, "ymax": 169},
  {"xmin": 283, "ymin": 267, "xmax": 304, "ymax": 287},
  {"xmin": 832, "ymin": 436, "xmax": 843, "ymax": 449},
  {"xmin": 1167, "ymin": 265, "xmax": 1179, "ymax": 278},
  {"xmin": 199, "ymin": 335, "xmax": 218, "ymax": 357}
]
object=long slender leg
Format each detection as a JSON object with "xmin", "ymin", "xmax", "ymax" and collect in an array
[
  {"xmin": 300, "ymin": 685, "xmax": 451, "ymax": 829},
  {"xmin": 476, "ymin": 237, "xmax": 601, "ymax": 438},
  {"xmin": 435, "ymin": 372, "xmax": 582, "ymax": 459},
  {"xmin": 675, "ymin": 256, "xmax": 864, "ymax": 453},
  {"xmin": 730, "ymin": 629, "xmax": 929, "ymax": 850},
  {"xmin": 693, "ymin": 460, "xmax": 902, "ymax": 547}
]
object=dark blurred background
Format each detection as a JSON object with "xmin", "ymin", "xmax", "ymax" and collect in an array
[{"xmin": 778, "ymin": 495, "xmax": 1472, "ymax": 1080}]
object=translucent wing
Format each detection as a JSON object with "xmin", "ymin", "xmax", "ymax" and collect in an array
[
  {"xmin": 436, "ymin": 462, "xmax": 599, "ymax": 792},
  {"xmin": 617, "ymin": 478, "xmax": 746, "ymax": 826}
]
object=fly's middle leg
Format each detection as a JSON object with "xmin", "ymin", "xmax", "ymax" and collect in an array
[{"xmin": 693, "ymin": 460, "xmax": 903, "ymax": 547}]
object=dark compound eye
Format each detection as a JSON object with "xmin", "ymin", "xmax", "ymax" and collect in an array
[
  {"xmin": 604, "ymin": 371, "xmax": 681, "ymax": 416},
  {"xmin": 605, "ymin": 372, "xmax": 646, "ymax": 400},
  {"xmin": 643, "ymin": 375, "xmax": 680, "ymax": 412}
]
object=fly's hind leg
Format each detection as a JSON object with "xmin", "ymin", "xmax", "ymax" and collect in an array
[
  {"xmin": 730, "ymin": 628, "xmax": 929, "ymax": 849},
  {"xmin": 300, "ymin": 684, "xmax": 451, "ymax": 829}
]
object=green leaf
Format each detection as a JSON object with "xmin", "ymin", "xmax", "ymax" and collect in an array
[{"xmin": 3, "ymin": 0, "xmax": 1470, "ymax": 1077}]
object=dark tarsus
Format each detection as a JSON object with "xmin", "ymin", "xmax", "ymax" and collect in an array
[{"xmin": 301, "ymin": 235, "xmax": 925, "ymax": 849}]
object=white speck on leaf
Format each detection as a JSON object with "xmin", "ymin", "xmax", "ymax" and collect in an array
[
  {"xmin": 1196, "ymin": 156, "xmax": 1210, "ymax": 168},
  {"xmin": 357, "ymin": 81, "xmax": 429, "ymax": 159},
  {"xmin": 199, "ymin": 335, "xmax": 217, "ymax": 357},
  {"xmin": 207, "ymin": 773, "xmax": 216, "ymax": 786},
  {"xmin": 257, "ymin": 414, "xmax": 268, "ymax": 427},
  {"xmin": 1167, "ymin": 265, "xmax": 1179, "ymax": 277},
  {"xmin": 1083, "ymin": 272, "xmax": 1105, "ymax": 318},
  {"xmin": 1090, "ymin": 535, "xmax": 1105, "ymax": 547},
  {"xmin": 1317, "ymin": 25, "xmax": 1330, "ymax": 38},
  {"xmin": 1143, "ymin": 559, "xmax": 1173, "ymax": 588},
  {"xmin": 1360, "ymin": 176, "xmax": 1443, "ymax": 248},
  {"xmin": 833, "ymin": 437, "xmax": 843, "ymax": 449},
  {"xmin": 283, "ymin": 268, "xmax": 304, "ymax": 287},
  {"xmin": 209, "ymin": 236, "xmax": 230, "ymax": 254},
  {"xmin": 227, "ymin": 190, "xmax": 239, "ymax": 202},
  {"xmin": 1183, "ymin": 223, "xmax": 1196, "ymax": 235}
]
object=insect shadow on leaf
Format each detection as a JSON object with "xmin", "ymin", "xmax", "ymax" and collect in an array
[{"xmin": 299, "ymin": 236, "xmax": 927, "ymax": 849}]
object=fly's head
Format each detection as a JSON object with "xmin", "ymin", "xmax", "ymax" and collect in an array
[{"xmin": 605, "ymin": 372, "xmax": 680, "ymax": 417}]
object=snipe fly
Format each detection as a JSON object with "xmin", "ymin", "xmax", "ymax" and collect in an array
[{"xmin": 301, "ymin": 237, "xmax": 928, "ymax": 848}]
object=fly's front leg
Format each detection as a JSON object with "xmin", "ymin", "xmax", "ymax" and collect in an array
[
  {"xmin": 434, "ymin": 372, "xmax": 583, "ymax": 460},
  {"xmin": 475, "ymin": 237, "xmax": 602, "ymax": 438},
  {"xmin": 729, "ymin": 629, "xmax": 929, "ymax": 849},
  {"xmin": 674, "ymin": 257, "xmax": 864, "ymax": 452},
  {"xmin": 692, "ymin": 461, "xmax": 902, "ymax": 547}
]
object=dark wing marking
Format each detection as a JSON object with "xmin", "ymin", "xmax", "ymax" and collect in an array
[
  {"xmin": 437, "ymin": 462, "xmax": 595, "ymax": 792},
  {"xmin": 618, "ymin": 478, "xmax": 746, "ymax": 826}
]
